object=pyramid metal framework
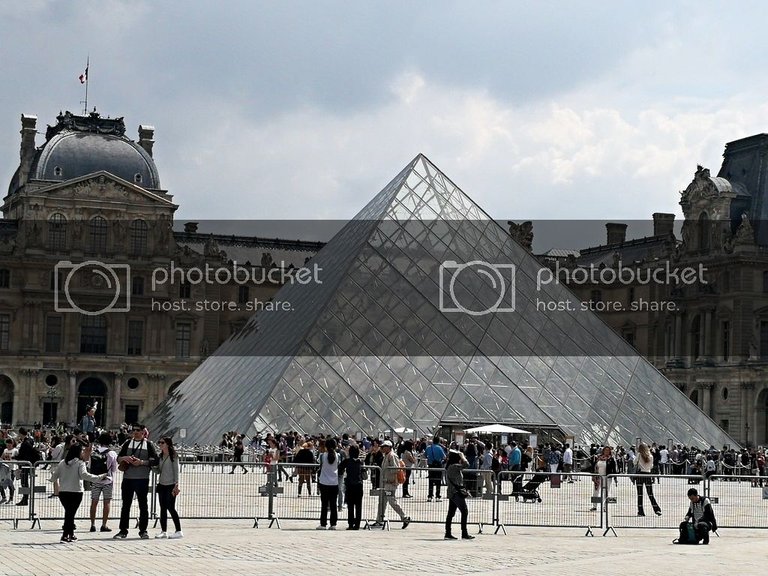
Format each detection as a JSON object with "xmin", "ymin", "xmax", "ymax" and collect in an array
[{"xmin": 147, "ymin": 155, "xmax": 735, "ymax": 448}]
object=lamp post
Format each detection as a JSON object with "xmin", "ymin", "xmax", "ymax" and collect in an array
[{"xmin": 745, "ymin": 421, "xmax": 750, "ymax": 447}]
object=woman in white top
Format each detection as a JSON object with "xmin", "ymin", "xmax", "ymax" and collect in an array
[
  {"xmin": 590, "ymin": 446, "xmax": 616, "ymax": 511},
  {"xmin": 316, "ymin": 438, "xmax": 339, "ymax": 530},
  {"xmin": 634, "ymin": 443, "xmax": 661, "ymax": 516}
]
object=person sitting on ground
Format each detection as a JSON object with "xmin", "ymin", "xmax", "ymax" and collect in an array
[{"xmin": 678, "ymin": 487, "xmax": 717, "ymax": 545}]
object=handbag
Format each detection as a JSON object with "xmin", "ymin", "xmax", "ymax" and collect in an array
[{"xmin": 449, "ymin": 476, "xmax": 469, "ymax": 498}]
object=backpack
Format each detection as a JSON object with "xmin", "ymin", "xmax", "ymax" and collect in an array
[
  {"xmin": 90, "ymin": 449, "xmax": 109, "ymax": 475},
  {"xmin": 396, "ymin": 459, "xmax": 406, "ymax": 485},
  {"xmin": 673, "ymin": 522, "xmax": 699, "ymax": 544}
]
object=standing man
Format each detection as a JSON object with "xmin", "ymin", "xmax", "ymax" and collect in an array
[
  {"xmin": 562, "ymin": 443, "xmax": 574, "ymax": 482},
  {"xmin": 80, "ymin": 406, "xmax": 96, "ymax": 438},
  {"xmin": 14, "ymin": 427, "xmax": 41, "ymax": 507},
  {"xmin": 509, "ymin": 441, "xmax": 522, "ymax": 493},
  {"xmin": 425, "ymin": 438, "xmax": 446, "ymax": 502},
  {"xmin": 114, "ymin": 423, "xmax": 158, "ymax": 539},
  {"xmin": 90, "ymin": 432, "xmax": 117, "ymax": 533},
  {"xmin": 372, "ymin": 440, "xmax": 410, "ymax": 529}
]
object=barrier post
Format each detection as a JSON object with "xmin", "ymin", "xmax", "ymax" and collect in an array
[
  {"xmin": 29, "ymin": 461, "xmax": 41, "ymax": 529},
  {"xmin": 264, "ymin": 464, "xmax": 282, "ymax": 528},
  {"xmin": 602, "ymin": 475, "xmax": 616, "ymax": 537},
  {"xmin": 493, "ymin": 472, "xmax": 508, "ymax": 535}
]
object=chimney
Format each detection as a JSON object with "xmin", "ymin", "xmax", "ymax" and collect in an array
[
  {"xmin": 652, "ymin": 212, "xmax": 675, "ymax": 237},
  {"xmin": 184, "ymin": 222, "xmax": 199, "ymax": 233},
  {"xmin": 18, "ymin": 114, "xmax": 37, "ymax": 187},
  {"xmin": 606, "ymin": 222, "xmax": 627, "ymax": 245},
  {"xmin": 138, "ymin": 125, "xmax": 155, "ymax": 157}
]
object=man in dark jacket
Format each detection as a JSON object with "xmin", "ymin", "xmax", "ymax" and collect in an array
[
  {"xmin": 15, "ymin": 427, "xmax": 41, "ymax": 506},
  {"xmin": 681, "ymin": 487, "xmax": 717, "ymax": 544}
]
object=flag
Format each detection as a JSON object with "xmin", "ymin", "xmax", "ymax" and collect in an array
[{"xmin": 79, "ymin": 66, "xmax": 88, "ymax": 84}]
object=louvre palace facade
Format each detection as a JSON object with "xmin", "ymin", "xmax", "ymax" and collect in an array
[{"xmin": 0, "ymin": 111, "xmax": 321, "ymax": 429}]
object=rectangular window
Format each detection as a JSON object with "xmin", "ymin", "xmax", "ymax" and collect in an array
[
  {"xmin": 0, "ymin": 313, "xmax": 9, "ymax": 351},
  {"xmin": 43, "ymin": 402, "xmax": 58, "ymax": 426},
  {"xmin": 623, "ymin": 331, "xmax": 635, "ymax": 348},
  {"xmin": 127, "ymin": 320, "xmax": 144, "ymax": 356},
  {"xmin": 722, "ymin": 320, "xmax": 730, "ymax": 361},
  {"xmin": 131, "ymin": 276, "xmax": 145, "ymax": 296},
  {"xmin": 176, "ymin": 322, "xmax": 191, "ymax": 358},
  {"xmin": 125, "ymin": 404, "xmax": 139, "ymax": 425},
  {"xmin": 238, "ymin": 285, "xmax": 250, "ymax": 304},
  {"xmin": 761, "ymin": 321, "xmax": 768, "ymax": 360},
  {"xmin": 80, "ymin": 316, "xmax": 107, "ymax": 354},
  {"xmin": 46, "ymin": 315, "xmax": 63, "ymax": 353},
  {"xmin": 720, "ymin": 419, "xmax": 729, "ymax": 434},
  {"xmin": 179, "ymin": 281, "xmax": 191, "ymax": 299},
  {"xmin": 0, "ymin": 269, "xmax": 9, "ymax": 289}
]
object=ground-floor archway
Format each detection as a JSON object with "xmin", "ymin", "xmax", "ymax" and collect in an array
[
  {"xmin": 168, "ymin": 380, "xmax": 183, "ymax": 396},
  {"xmin": 689, "ymin": 389, "xmax": 699, "ymax": 408},
  {"xmin": 78, "ymin": 377, "xmax": 108, "ymax": 428},
  {"xmin": 0, "ymin": 374, "xmax": 13, "ymax": 425}
]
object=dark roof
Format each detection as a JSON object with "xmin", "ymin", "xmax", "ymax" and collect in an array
[{"xmin": 576, "ymin": 235, "xmax": 672, "ymax": 267}]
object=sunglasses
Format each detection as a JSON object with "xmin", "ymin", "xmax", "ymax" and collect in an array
[{"xmin": 158, "ymin": 441, "xmax": 166, "ymax": 445}]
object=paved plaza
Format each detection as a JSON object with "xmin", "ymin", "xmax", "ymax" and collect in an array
[{"xmin": 0, "ymin": 519, "xmax": 765, "ymax": 576}]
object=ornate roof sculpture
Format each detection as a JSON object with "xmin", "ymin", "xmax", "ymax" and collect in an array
[{"xmin": 146, "ymin": 155, "xmax": 735, "ymax": 449}]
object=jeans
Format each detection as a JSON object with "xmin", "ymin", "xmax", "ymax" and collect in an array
[
  {"xmin": 59, "ymin": 492, "xmax": 83, "ymax": 537},
  {"xmin": 119, "ymin": 478, "xmax": 149, "ymax": 533},
  {"xmin": 319, "ymin": 483, "xmax": 339, "ymax": 527},
  {"xmin": 445, "ymin": 492, "xmax": 468, "ymax": 536},
  {"xmin": 346, "ymin": 483, "xmax": 363, "ymax": 528},
  {"xmin": 635, "ymin": 473, "xmax": 661, "ymax": 514},
  {"xmin": 156, "ymin": 484, "xmax": 181, "ymax": 533},
  {"xmin": 427, "ymin": 468, "xmax": 442, "ymax": 499}
]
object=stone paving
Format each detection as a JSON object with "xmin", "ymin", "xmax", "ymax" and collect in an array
[{"xmin": 0, "ymin": 519, "xmax": 766, "ymax": 576}]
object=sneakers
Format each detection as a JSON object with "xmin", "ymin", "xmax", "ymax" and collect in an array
[
  {"xmin": 328, "ymin": 526, "xmax": 337, "ymax": 531},
  {"xmin": 461, "ymin": 533, "xmax": 475, "ymax": 540},
  {"xmin": 243, "ymin": 469, "xmax": 248, "ymax": 474},
  {"xmin": 60, "ymin": 535, "xmax": 70, "ymax": 543},
  {"xmin": 427, "ymin": 497, "xmax": 433, "ymax": 502},
  {"xmin": 139, "ymin": 532, "xmax": 150, "ymax": 540},
  {"xmin": 113, "ymin": 531, "xmax": 128, "ymax": 539},
  {"xmin": 435, "ymin": 497, "xmax": 442, "ymax": 502},
  {"xmin": 402, "ymin": 517, "xmax": 411, "ymax": 530},
  {"xmin": 590, "ymin": 507, "xmax": 597, "ymax": 511},
  {"xmin": 316, "ymin": 525, "xmax": 327, "ymax": 530},
  {"xmin": 155, "ymin": 532, "xmax": 167, "ymax": 539},
  {"xmin": 100, "ymin": 526, "xmax": 112, "ymax": 533},
  {"xmin": 370, "ymin": 521, "xmax": 384, "ymax": 528},
  {"xmin": 90, "ymin": 525, "xmax": 96, "ymax": 532},
  {"xmin": 403, "ymin": 494, "xmax": 414, "ymax": 498},
  {"xmin": 444, "ymin": 534, "xmax": 457, "ymax": 540},
  {"xmin": 169, "ymin": 531, "xmax": 184, "ymax": 539}
]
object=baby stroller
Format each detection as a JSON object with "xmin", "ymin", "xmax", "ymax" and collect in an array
[{"xmin": 513, "ymin": 472, "xmax": 546, "ymax": 503}]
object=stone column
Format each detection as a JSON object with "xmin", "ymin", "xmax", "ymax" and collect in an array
[
  {"xmin": 702, "ymin": 383, "xmax": 714, "ymax": 418},
  {"xmin": 112, "ymin": 372, "xmax": 123, "ymax": 428},
  {"xmin": 68, "ymin": 371, "xmax": 78, "ymax": 426},
  {"xmin": 11, "ymin": 372, "xmax": 21, "ymax": 426},
  {"xmin": 674, "ymin": 314, "xmax": 683, "ymax": 362}
]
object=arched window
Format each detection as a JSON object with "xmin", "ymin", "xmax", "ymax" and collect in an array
[
  {"xmin": 48, "ymin": 213, "xmax": 67, "ymax": 251},
  {"xmin": 698, "ymin": 212, "xmax": 710, "ymax": 251},
  {"xmin": 129, "ymin": 219, "xmax": 148, "ymax": 256},
  {"xmin": 88, "ymin": 216, "xmax": 108, "ymax": 254}
]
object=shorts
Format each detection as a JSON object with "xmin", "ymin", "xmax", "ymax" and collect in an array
[{"xmin": 91, "ymin": 482, "xmax": 113, "ymax": 501}]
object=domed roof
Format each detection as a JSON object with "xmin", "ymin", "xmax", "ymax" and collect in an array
[{"xmin": 28, "ymin": 111, "xmax": 160, "ymax": 190}]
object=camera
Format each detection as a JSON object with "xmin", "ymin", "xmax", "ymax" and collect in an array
[
  {"xmin": 439, "ymin": 260, "xmax": 516, "ymax": 315},
  {"xmin": 54, "ymin": 260, "xmax": 131, "ymax": 315}
]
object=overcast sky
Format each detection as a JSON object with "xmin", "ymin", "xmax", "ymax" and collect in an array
[{"xmin": 2, "ymin": 1, "xmax": 768, "ymax": 230}]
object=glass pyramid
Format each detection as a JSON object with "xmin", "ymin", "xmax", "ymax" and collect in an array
[{"xmin": 146, "ymin": 155, "xmax": 735, "ymax": 448}]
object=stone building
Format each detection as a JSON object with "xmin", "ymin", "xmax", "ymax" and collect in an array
[
  {"xmin": 0, "ymin": 111, "xmax": 321, "ymax": 429},
  {"xmin": 548, "ymin": 135, "xmax": 768, "ymax": 447}
]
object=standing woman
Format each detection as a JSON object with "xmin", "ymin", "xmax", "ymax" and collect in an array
[
  {"xmin": 49, "ymin": 443, "xmax": 107, "ymax": 543},
  {"xmin": 590, "ymin": 446, "xmax": 617, "ymax": 511},
  {"xmin": 444, "ymin": 449, "xmax": 475, "ymax": 540},
  {"xmin": 154, "ymin": 437, "xmax": 183, "ymax": 539},
  {"xmin": 316, "ymin": 437, "xmax": 339, "ymax": 530},
  {"xmin": 634, "ymin": 443, "xmax": 662, "ymax": 516}
]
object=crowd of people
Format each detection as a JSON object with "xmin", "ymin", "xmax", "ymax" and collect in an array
[{"xmin": 0, "ymin": 421, "xmax": 749, "ymax": 544}]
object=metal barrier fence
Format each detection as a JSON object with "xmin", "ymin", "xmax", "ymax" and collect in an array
[
  {"xmin": 708, "ymin": 474, "xmax": 768, "ymax": 529},
  {"xmin": 604, "ymin": 474, "xmax": 704, "ymax": 530},
  {"xmin": 0, "ymin": 461, "xmax": 32, "ymax": 528},
  {"xmin": 4, "ymin": 461, "xmax": 768, "ymax": 534},
  {"xmin": 496, "ymin": 471, "xmax": 601, "ymax": 534}
]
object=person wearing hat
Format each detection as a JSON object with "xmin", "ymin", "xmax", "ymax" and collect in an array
[
  {"xmin": 293, "ymin": 441, "xmax": 315, "ymax": 497},
  {"xmin": 371, "ymin": 440, "xmax": 410, "ymax": 529}
]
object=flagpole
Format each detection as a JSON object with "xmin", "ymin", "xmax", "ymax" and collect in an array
[{"xmin": 83, "ymin": 56, "xmax": 89, "ymax": 114}]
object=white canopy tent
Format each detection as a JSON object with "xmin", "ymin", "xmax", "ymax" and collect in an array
[{"xmin": 463, "ymin": 424, "xmax": 531, "ymax": 435}]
